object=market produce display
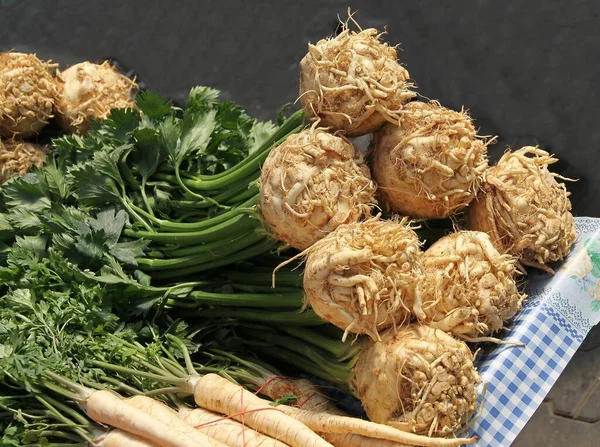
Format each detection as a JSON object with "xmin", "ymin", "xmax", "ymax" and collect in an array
[{"xmin": 0, "ymin": 12, "xmax": 580, "ymax": 447}]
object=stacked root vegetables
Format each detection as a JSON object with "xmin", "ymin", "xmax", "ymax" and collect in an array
[
  {"xmin": 0, "ymin": 51, "xmax": 137, "ymax": 184},
  {"xmin": 0, "ymin": 17, "xmax": 579, "ymax": 447},
  {"xmin": 258, "ymin": 17, "xmax": 578, "ymax": 444}
]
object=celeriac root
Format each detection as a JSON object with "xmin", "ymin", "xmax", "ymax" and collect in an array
[
  {"xmin": 350, "ymin": 325, "xmax": 480, "ymax": 438},
  {"xmin": 190, "ymin": 373, "xmax": 332, "ymax": 447},
  {"xmin": 179, "ymin": 406, "xmax": 289, "ymax": 447},
  {"xmin": 0, "ymin": 52, "xmax": 58, "ymax": 137},
  {"xmin": 370, "ymin": 101, "xmax": 489, "ymax": 218},
  {"xmin": 0, "ymin": 140, "xmax": 47, "ymax": 184},
  {"xmin": 468, "ymin": 146, "xmax": 576, "ymax": 272},
  {"xmin": 259, "ymin": 125, "xmax": 376, "ymax": 250},
  {"xmin": 299, "ymin": 15, "xmax": 414, "ymax": 136},
  {"xmin": 416, "ymin": 231, "xmax": 525, "ymax": 336},
  {"xmin": 303, "ymin": 217, "xmax": 422, "ymax": 341},
  {"xmin": 55, "ymin": 61, "xmax": 138, "ymax": 134}
]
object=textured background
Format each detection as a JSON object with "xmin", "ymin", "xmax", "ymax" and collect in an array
[{"xmin": 1, "ymin": 0, "xmax": 598, "ymax": 443}]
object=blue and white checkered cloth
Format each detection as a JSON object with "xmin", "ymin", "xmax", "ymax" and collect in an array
[{"xmin": 463, "ymin": 217, "xmax": 600, "ymax": 446}]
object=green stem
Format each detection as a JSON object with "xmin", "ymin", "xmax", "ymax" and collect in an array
[
  {"xmin": 277, "ymin": 325, "xmax": 360, "ymax": 359},
  {"xmin": 137, "ymin": 231, "xmax": 264, "ymax": 271},
  {"xmin": 41, "ymin": 395, "xmax": 90, "ymax": 427},
  {"xmin": 225, "ymin": 269, "xmax": 302, "ymax": 287},
  {"xmin": 174, "ymin": 172, "xmax": 260, "ymax": 207},
  {"xmin": 175, "ymin": 164, "xmax": 227, "ymax": 209},
  {"xmin": 223, "ymin": 186, "xmax": 259, "ymax": 205},
  {"xmin": 169, "ymin": 290, "xmax": 303, "ymax": 308},
  {"xmin": 151, "ymin": 238, "xmax": 278, "ymax": 279},
  {"xmin": 183, "ymin": 308, "xmax": 324, "ymax": 326},
  {"xmin": 159, "ymin": 196, "xmax": 259, "ymax": 232},
  {"xmin": 140, "ymin": 179, "xmax": 155, "ymax": 217},
  {"xmin": 100, "ymin": 376, "xmax": 143, "ymax": 396},
  {"xmin": 166, "ymin": 335, "xmax": 195, "ymax": 376},
  {"xmin": 158, "ymin": 230, "xmax": 254, "ymax": 258},
  {"xmin": 40, "ymin": 375, "xmax": 84, "ymax": 402},
  {"xmin": 142, "ymin": 386, "xmax": 185, "ymax": 397},
  {"xmin": 36, "ymin": 396, "xmax": 93, "ymax": 444},
  {"xmin": 181, "ymin": 112, "xmax": 305, "ymax": 189},
  {"xmin": 90, "ymin": 360, "xmax": 186, "ymax": 386},
  {"xmin": 124, "ymin": 213, "xmax": 259, "ymax": 245},
  {"xmin": 228, "ymin": 284, "xmax": 299, "ymax": 294},
  {"xmin": 121, "ymin": 199, "xmax": 154, "ymax": 232}
]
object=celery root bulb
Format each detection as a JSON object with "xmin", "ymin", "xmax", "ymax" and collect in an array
[
  {"xmin": 370, "ymin": 101, "xmax": 489, "ymax": 218},
  {"xmin": 303, "ymin": 218, "xmax": 422, "ymax": 341},
  {"xmin": 350, "ymin": 324, "xmax": 480, "ymax": 437},
  {"xmin": 259, "ymin": 127, "xmax": 376, "ymax": 250},
  {"xmin": 469, "ymin": 146, "xmax": 576, "ymax": 272},
  {"xmin": 0, "ymin": 52, "xmax": 57, "ymax": 137},
  {"xmin": 416, "ymin": 231, "xmax": 525, "ymax": 337},
  {"xmin": 299, "ymin": 23, "xmax": 414, "ymax": 136},
  {"xmin": 0, "ymin": 141, "xmax": 47, "ymax": 184},
  {"xmin": 55, "ymin": 61, "xmax": 138, "ymax": 134}
]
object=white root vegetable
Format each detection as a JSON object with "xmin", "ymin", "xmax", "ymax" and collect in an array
[
  {"xmin": 0, "ymin": 52, "xmax": 57, "ymax": 137},
  {"xmin": 469, "ymin": 146, "xmax": 576, "ymax": 273},
  {"xmin": 299, "ymin": 17, "xmax": 414, "ymax": 136},
  {"xmin": 261, "ymin": 377, "xmax": 411, "ymax": 447},
  {"xmin": 259, "ymin": 126, "xmax": 376, "ymax": 250},
  {"xmin": 100, "ymin": 429, "xmax": 160, "ymax": 447},
  {"xmin": 178, "ymin": 406, "xmax": 289, "ymax": 447},
  {"xmin": 302, "ymin": 217, "xmax": 422, "ymax": 341},
  {"xmin": 416, "ymin": 231, "xmax": 525, "ymax": 336},
  {"xmin": 350, "ymin": 325, "xmax": 480, "ymax": 438},
  {"xmin": 127, "ymin": 395, "xmax": 228, "ymax": 447},
  {"xmin": 370, "ymin": 101, "xmax": 489, "ymax": 218},
  {"xmin": 0, "ymin": 140, "xmax": 47, "ymax": 184},
  {"xmin": 82, "ymin": 389, "xmax": 220, "ymax": 447},
  {"xmin": 189, "ymin": 373, "xmax": 332, "ymax": 447},
  {"xmin": 276, "ymin": 405, "xmax": 476, "ymax": 447},
  {"xmin": 55, "ymin": 61, "xmax": 138, "ymax": 134}
]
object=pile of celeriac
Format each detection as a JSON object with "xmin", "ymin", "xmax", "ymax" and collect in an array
[
  {"xmin": 0, "ymin": 12, "xmax": 579, "ymax": 447},
  {"xmin": 264, "ymin": 12, "xmax": 576, "ymax": 441},
  {"xmin": 0, "ymin": 52, "xmax": 137, "ymax": 184}
]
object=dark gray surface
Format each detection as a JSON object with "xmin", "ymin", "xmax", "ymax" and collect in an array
[{"xmin": 1, "ymin": 0, "xmax": 599, "ymax": 444}]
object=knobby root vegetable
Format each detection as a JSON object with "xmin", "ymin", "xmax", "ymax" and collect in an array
[
  {"xmin": 55, "ymin": 61, "xmax": 138, "ymax": 134},
  {"xmin": 370, "ymin": 101, "xmax": 489, "ymax": 218},
  {"xmin": 101, "ymin": 429, "xmax": 160, "ymax": 447},
  {"xmin": 299, "ymin": 16, "xmax": 414, "ymax": 136},
  {"xmin": 128, "ymin": 395, "xmax": 228, "ymax": 447},
  {"xmin": 350, "ymin": 325, "xmax": 480, "ymax": 438},
  {"xmin": 82, "ymin": 389, "xmax": 221, "ymax": 447},
  {"xmin": 0, "ymin": 140, "xmax": 47, "ymax": 184},
  {"xmin": 302, "ymin": 217, "xmax": 422, "ymax": 341},
  {"xmin": 259, "ymin": 126, "xmax": 376, "ymax": 250},
  {"xmin": 0, "ymin": 52, "xmax": 57, "ymax": 137},
  {"xmin": 189, "ymin": 373, "xmax": 332, "ymax": 447},
  {"xmin": 277, "ymin": 405, "xmax": 476, "ymax": 447},
  {"xmin": 179, "ymin": 406, "xmax": 289, "ymax": 447},
  {"xmin": 415, "ymin": 231, "xmax": 525, "ymax": 336},
  {"xmin": 469, "ymin": 146, "xmax": 576, "ymax": 273},
  {"xmin": 262, "ymin": 377, "xmax": 411, "ymax": 447}
]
